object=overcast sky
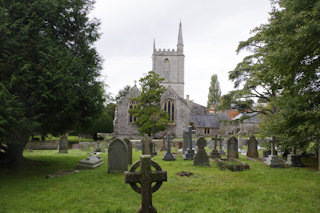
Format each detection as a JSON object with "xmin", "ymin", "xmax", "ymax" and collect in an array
[{"xmin": 91, "ymin": 0, "xmax": 272, "ymax": 106}]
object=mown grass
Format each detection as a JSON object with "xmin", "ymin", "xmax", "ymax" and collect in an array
[{"xmin": 0, "ymin": 150, "xmax": 319, "ymax": 213}]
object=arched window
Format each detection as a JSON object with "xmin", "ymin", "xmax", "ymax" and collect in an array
[
  {"xmin": 129, "ymin": 100, "xmax": 138, "ymax": 123},
  {"xmin": 163, "ymin": 99, "xmax": 175, "ymax": 122},
  {"xmin": 164, "ymin": 58, "xmax": 170, "ymax": 72}
]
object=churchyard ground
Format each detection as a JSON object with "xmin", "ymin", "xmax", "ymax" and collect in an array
[{"xmin": 0, "ymin": 149, "xmax": 319, "ymax": 213}]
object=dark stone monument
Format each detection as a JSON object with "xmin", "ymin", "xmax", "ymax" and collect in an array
[
  {"xmin": 125, "ymin": 155, "xmax": 167, "ymax": 213},
  {"xmin": 194, "ymin": 137, "xmax": 210, "ymax": 166},
  {"xmin": 108, "ymin": 138, "xmax": 128, "ymax": 173},
  {"xmin": 141, "ymin": 135, "xmax": 153, "ymax": 156},
  {"xmin": 209, "ymin": 135, "xmax": 221, "ymax": 159},
  {"xmin": 163, "ymin": 132, "xmax": 175, "ymax": 161},
  {"xmin": 286, "ymin": 154, "xmax": 304, "ymax": 167},
  {"xmin": 58, "ymin": 135, "xmax": 68, "ymax": 154},
  {"xmin": 182, "ymin": 126, "xmax": 196, "ymax": 160},
  {"xmin": 246, "ymin": 135, "xmax": 259, "ymax": 158},
  {"xmin": 227, "ymin": 136, "xmax": 239, "ymax": 159},
  {"xmin": 123, "ymin": 138, "xmax": 133, "ymax": 164},
  {"xmin": 152, "ymin": 142, "xmax": 157, "ymax": 156},
  {"xmin": 76, "ymin": 155, "xmax": 104, "ymax": 169}
]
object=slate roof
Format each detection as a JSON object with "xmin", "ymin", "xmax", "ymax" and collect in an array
[
  {"xmin": 189, "ymin": 114, "xmax": 220, "ymax": 128},
  {"xmin": 232, "ymin": 112, "xmax": 260, "ymax": 124}
]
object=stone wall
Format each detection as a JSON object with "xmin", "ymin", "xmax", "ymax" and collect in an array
[{"xmin": 25, "ymin": 141, "xmax": 59, "ymax": 150}]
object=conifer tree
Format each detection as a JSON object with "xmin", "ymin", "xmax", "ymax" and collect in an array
[{"xmin": 207, "ymin": 74, "xmax": 221, "ymax": 109}]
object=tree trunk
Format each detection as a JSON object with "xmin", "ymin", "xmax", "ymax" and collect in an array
[
  {"xmin": 318, "ymin": 147, "xmax": 320, "ymax": 172},
  {"xmin": 0, "ymin": 137, "xmax": 28, "ymax": 165}
]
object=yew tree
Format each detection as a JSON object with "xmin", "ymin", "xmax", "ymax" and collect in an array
[{"xmin": 0, "ymin": 0, "xmax": 105, "ymax": 163}]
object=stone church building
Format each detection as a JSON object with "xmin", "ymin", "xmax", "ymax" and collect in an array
[{"xmin": 114, "ymin": 23, "xmax": 225, "ymax": 138}]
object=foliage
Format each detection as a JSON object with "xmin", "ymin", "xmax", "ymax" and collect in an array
[
  {"xmin": 114, "ymin": 85, "xmax": 131, "ymax": 103},
  {"xmin": 218, "ymin": 0, "xmax": 320, "ymax": 151},
  {"xmin": 207, "ymin": 74, "xmax": 221, "ymax": 109},
  {"xmin": 129, "ymin": 71, "xmax": 169, "ymax": 136},
  {"xmin": 0, "ymin": 0, "xmax": 104, "ymax": 163},
  {"xmin": 215, "ymin": 159, "xmax": 247, "ymax": 172},
  {"xmin": 1, "ymin": 150, "xmax": 320, "ymax": 212}
]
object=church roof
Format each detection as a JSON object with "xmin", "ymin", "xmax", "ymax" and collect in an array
[{"xmin": 189, "ymin": 114, "xmax": 219, "ymax": 128}]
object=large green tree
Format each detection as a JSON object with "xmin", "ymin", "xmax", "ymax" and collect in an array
[
  {"xmin": 219, "ymin": 0, "xmax": 320, "ymax": 152},
  {"xmin": 0, "ymin": 0, "xmax": 104, "ymax": 163},
  {"xmin": 129, "ymin": 71, "xmax": 169, "ymax": 136},
  {"xmin": 207, "ymin": 74, "xmax": 221, "ymax": 109}
]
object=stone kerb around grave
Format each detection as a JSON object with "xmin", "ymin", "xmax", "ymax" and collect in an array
[{"xmin": 108, "ymin": 138, "xmax": 128, "ymax": 173}]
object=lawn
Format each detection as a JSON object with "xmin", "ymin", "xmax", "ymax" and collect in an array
[{"xmin": 0, "ymin": 149, "xmax": 319, "ymax": 213}]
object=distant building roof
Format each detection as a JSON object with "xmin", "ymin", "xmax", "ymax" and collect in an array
[
  {"xmin": 232, "ymin": 112, "xmax": 260, "ymax": 124},
  {"xmin": 189, "ymin": 114, "xmax": 219, "ymax": 128}
]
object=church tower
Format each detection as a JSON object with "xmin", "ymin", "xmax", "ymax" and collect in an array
[{"xmin": 152, "ymin": 22, "xmax": 185, "ymax": 98}]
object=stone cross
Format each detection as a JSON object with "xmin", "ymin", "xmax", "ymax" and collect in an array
[
  {"xmin": 212, "ymin": 135, "xmax": 218, "ymax": 150},
  {"xmin": 182, "ymin": 126, "xmax": 196, "ymax": 160},
  {"xmin": 125, "ymin": 155, "xmax": 167, "ymax": 213},
  {"xmin": 163, "ymin": 132, "xmax": 175, "ymax": 161}
]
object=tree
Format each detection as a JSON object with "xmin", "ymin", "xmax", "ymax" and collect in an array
[
  {"xmin": 0, "ymin": 0, "xmax": 104, "ymax": 163},
  {"xmin": 114, "ymin": 85, "xmax": 131, "ymax": 103},
  {"xmin": 219, "ymin": 0, "xmax": 320, "ymax": 153},
  {"xmin": 207, "ymin": 74, "xmax": 221, "ymax": 109},
  {"xmin": 129, "ymin": 71, "xmax": 169, "ymax": 136}
]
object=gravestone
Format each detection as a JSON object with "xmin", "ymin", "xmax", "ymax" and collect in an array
[
  {"xmin": 125, "ymin": 155, "xmax": 167, "ymax": 213},
  {"xmin": 194, "ymin": 137, "xmax": 210, "ymax": 166},
  {"xmin": 94, "ymin": 141, "xmax": 102, "ymax": 152},
  {"xmin": 286, "ymin": 154, "xmax": 304, "ymax": 167},
  {"xmin": 182, "ymin": 131, "xmax": 188, "ymax": 153},
  {"xmin": 209, "ymin": 135, "xmax": 220, "ymax": 159},
  {"xmin": 123, "ymin": 138, "xmax": 133, "ymax": 164},
  {"xmin": 108, "ymin": 138, "xmax": 128, "ymax": 173},
  {"xmin": 80, "ymin": 142, "xmax": 90, "ymax": 151},
  {"xmin": 218, "ymin": 136, "xmax": 226, "ymax": 156},
  {"xmin": 152, "ymin": 142, "xmax": 157, "ymax": 156},
  {"xmin": 182, "ymin": 126, "xmax": 196, "ymax": 160},
  {"xmin": 264, "ymin": 136, "xmax": 285, "ymax": 168},
  {"xmin": 141, "ymin": 135, "xmax": 153, "ymax": 156},
  {"xmin": 163, "ymin": 132, "xmax": 175, "ymax": 161},
  {"xmin": 246, "ymin": 135, "xmax": 259, "ymax": 158},
  {"xmin": 76, "ymin": 155, "xmax": 104, "ymax": 169},
  {"xmin": 227, "ymin": 136, "xmax": 239, "ymax": 159},
  {"xmin": 58, "ymin": 135, "xmax": 68, "ymax": 154}
]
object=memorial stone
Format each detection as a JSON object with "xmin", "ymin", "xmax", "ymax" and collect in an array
[
  {"xmin": 163, "ymin": 132, "xmax": 175, "ymax": 161},
  {"xmin": 209, "ymin": 135, "xmax": 220, "ymax": 159},
  {"xmin": 125, "ymin": 155, "xmax": 167, "ymax": 213},
  {"xmin": 194, "ymin": 137, "xmax": 210, "ymax": 166},
  {"xmin": 123, "ymin": 138, "xmax": 133, "ymax": 165},
  {"xmin": 246, "ymin": 135, "xmax": 259, "ymax": 158},
  {"xmin": 182, "ymin": 126, "xmax": 196, "ymax": 160},
  {"xmin": 264, "ymin": 136, "xmax": 285, "ymax": 168},
  {"xmin": 227, "ymin": 136, "xmax": 239, "ymax": 159},
  {"xmin": 58, "ymin": 135, "xmax": 68, "ymax": 154},
  {"xmin": 76, "ymin": 155, "xmax": 104, "ymax": 169},
  {"xmin": 141, "ymin": 135, "xmax": 153, "ymax": 156},
  {"xmin": 108, "ymin": 138, "xmax": 128, "ymax": 173},
  {"xmin": 218, "ymin": 136, "xmax": 226, "ymax": 156},
  {"xmin": 286, "ymin": 154, "xmax": 304, "ymax": 167},
  {"xmin": 80, "ymin": 142, "xmax": 90, "ymax": 151}
]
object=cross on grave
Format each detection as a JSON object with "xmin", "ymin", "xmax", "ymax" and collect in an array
[
  {"xmin": 163, "ymin": 132, "xmax": 175, "ymax": 161},
  {"xmin": 209, "ymin": 135, "xmax": 220, "ymax": 159},
  {"xmin": 125, "ymin": 155, "xmax": 167, "ymax": 213},
  {"xmin": 182, "ymin": 126, "xmax": 196, "ymax": 160},
  {"xmin": 213, "ymin": 135, "xmax": 218, "ymax": 150}
]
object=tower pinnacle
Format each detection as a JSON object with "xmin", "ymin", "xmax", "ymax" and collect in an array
[
  {"xmin": 153, "ymin": 38, "xmax": 156, "ymax": 52},
  {"xmin": 177, "ymin": 21, "xmax": 184, "ymax": 53}
]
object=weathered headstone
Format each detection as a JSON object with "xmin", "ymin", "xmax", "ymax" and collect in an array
[
  {"xmin": 108, "ymin": 138, "xmax": 128, "ymax": 173},
  {"xmin": 125, "ymin": 155, "xmax": 167, "ymax": 213},
  {"xmin": 152, "ymin": 142, "xmax": 157, "ymax": 156},
  {"xmin": 182, "ymin": 126, "xmax": 196, "ymax": 160},
  {"xmin": 182, "ymin": 131, "xmax": 188, "ymax": 153},
  {"xmin": 246, "ymin": 135, "xmax": 259, "ymax": 158},
  {"xmin": 209, "ymin": 135, "xmax": 220, "ymax": 159},
  {"xmin": 286, "ymin": 154, "xmax": 304, "ymax": 167},
  {"xmin": 80, "ymin": 142, "xmax": 90, "ymax": 151},
  {"xmin": 264, "ymin": 136, "xmax": 285, "ymax": 168},
  {"xmin": 218, "ymin": 136, "xmax": 226, "ymax": 156},
  {"xmin": 163, "ymin": 132, "xmax": 175, "ymax": 161},
  {"xmin": 123, "ymin": 138, "xmax": 133, "ymax": 164},
  {"xmin": 58, "ymin": 135, "xmax": 68, "ymax": 154},
  {"xmin": 194, "ymin": 137, "xmax": 210, "ymax": 166},
  {"xmin": 141, "ymin": 135, "xmax": 153, "ymax": 156},
  {"xmin": 76, "ymin": 155, "xmax": 104, "ymax": 169},
  {"xmin": 227, "ymin": 136, "xmax": 239, "ymax": 159}
]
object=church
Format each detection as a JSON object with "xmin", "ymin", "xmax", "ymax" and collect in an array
[{"xmin": 113, "ymin": 22, "xmax": 226, "ymax": 138}]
